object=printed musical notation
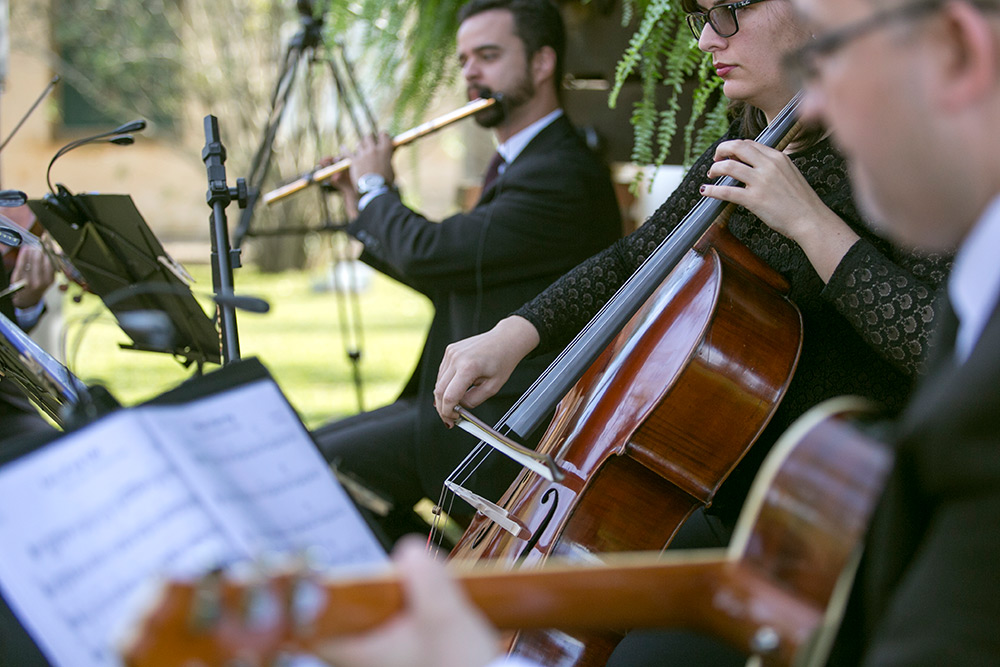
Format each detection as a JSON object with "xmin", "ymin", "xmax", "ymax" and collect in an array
[{"xmin": 0, "ymin": 378, "xmax": 387, "ymax": 667}]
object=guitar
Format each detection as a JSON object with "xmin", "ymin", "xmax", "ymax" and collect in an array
[{"xmin": 120, "ymin": 397, "xmax": 892, "ymax": 667}]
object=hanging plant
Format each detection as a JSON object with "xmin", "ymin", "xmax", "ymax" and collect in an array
[
  {"xmin": 610, "ymin": 0, "xmax": 727, "ymax": 187},
  {"xmin": 323, "ymin": 0, "xmax": 466, "ymax": 131}
]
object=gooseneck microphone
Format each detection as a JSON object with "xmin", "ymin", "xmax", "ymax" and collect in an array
[
  {"xmin": 46, "ymin": 119, "xmax": 147, "ymax": 194},
  {"xmin": 0, "ymin": 190, "xmax": 28, "ymax": 207}
]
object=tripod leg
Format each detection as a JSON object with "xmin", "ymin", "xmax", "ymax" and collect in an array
[
  {"xmin": 233, "ymin": 40, "xmax": 304, "ymax": 249},
  {"xmin": 326, "ymin": 227, "xmax": 367, "ymax": 413}
]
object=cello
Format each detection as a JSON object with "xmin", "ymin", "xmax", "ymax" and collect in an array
[{"xmin": 439, "ymin": 94, "xmax": 805, "ymax": 665}]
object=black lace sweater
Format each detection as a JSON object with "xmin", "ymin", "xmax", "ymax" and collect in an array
[{"xmin": 513, "ymin": 127, "xmax": 952, "ymax": 520}]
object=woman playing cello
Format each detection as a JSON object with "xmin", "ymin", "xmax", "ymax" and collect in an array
[{"xmin": 435, "ymin": 0, "xmax": 949, "ymax": 534}]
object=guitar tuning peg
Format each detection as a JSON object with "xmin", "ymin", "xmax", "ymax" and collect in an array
[
  {"xmin": 240, "ymin": 579, "xmax": 282, "ymax": 634},
  {"xmin": 289, "ymin": 574, "xmax": 326, "ymax": 634},
  {"xmin": 190, "ymin": 568, "xmax": 225, "ymax": 630}
]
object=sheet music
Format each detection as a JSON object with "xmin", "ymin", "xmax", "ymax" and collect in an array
[
  {"xmin": 139, "ymin": 380, "xmax": 386, "ymax": 567},
  {"xmin": 0, "ymin": 378, "xmax": 387, "ymax": 667}
]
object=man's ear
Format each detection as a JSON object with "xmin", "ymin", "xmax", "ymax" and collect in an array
[
  {"xmin": 531, "ymin": 45, "xmax": 557, "ymax": 86},
  {"xmin": 932, "ymin": 0, "xmax": 999, "ymax": 111}
]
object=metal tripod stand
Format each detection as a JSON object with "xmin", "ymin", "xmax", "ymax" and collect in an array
[{"xmin": 232, "ymin": 0, "xmax": 375, "ymax": 412}]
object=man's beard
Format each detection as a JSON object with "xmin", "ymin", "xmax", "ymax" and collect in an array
[{"xmin": 474, "ymin": 71, "xmax": 535, "ymax": 129}]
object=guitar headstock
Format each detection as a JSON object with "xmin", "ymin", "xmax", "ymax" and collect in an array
[
  {"xmin": 120, "ymin": 563, "xmax": 406, "ymax": 667},
  {"xmin": 120, "ymin": 570, "xmax": 305, "ymax": 667}
]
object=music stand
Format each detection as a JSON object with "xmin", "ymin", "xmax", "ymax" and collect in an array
[
  {"xmin": 0, "ymin": 310, "xmax": 90, "ymax": 426},
  {"xmin": 27, "ymin": 192, "xmax": 222, "ymax": 368}
]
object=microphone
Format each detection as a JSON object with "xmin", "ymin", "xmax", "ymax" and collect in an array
[
  {"xmin": 0, "ymin": 190, "xmax": 28, "ymax": 207},
  {"xmin": 113, "ymin": 294, "xmax": 269, "ymax": 355},
  {"xmin": 68, "ymin": 283, "xmax": 270, "ymax": 372},
  {"xmin": 46, "ymin": 119, "xmax": 147, "ymax": 194}
]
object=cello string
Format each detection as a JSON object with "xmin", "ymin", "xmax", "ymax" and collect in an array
[{"xmin": 429, "ymin": 443, "xmax": 491, "ymax": 545}]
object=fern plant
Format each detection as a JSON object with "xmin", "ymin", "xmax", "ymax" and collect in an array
[
  {"xmin": 323, "ymin": 1, "xmax": 466, "ymax": 131},
  {"xmin": 610, "ymin": 0, "xmax": 727, "ymax": 188}
]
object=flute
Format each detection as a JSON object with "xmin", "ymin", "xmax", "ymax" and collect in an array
[{"xmin": 262, "ymin": 96, "xmax": 498, "ymax": 205}]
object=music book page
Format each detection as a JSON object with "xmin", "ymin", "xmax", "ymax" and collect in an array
[{"xmin": 0, "ymin": 378, "xmax": 387, "ymax": 667}]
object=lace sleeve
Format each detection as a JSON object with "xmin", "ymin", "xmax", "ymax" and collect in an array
[{"xmin": 824, "ymin": 237, "xmax": 951, "ymax": 376}]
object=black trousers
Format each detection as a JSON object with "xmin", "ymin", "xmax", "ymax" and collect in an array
[
  {"xmin": 312, "ymin": 398, "xmax": 440, "ymax": 549},
  {"xmin": 0, "ymin": 386, "xmax": 54, "ymax": 445}
]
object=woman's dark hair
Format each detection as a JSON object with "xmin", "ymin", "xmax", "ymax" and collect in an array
[
  {"xmin": 457, "ymin": 0, "xmax": 567, "ymax": 86},
  {"xmin": 680, "ymin": 0, "xmax": 823, "ymax": 148}
]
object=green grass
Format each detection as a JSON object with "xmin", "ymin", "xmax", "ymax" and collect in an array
[{"xmin": 63, "ymin": 263, "xmax": 433, "ymax": 429}]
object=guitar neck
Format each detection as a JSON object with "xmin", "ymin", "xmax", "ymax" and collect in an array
[{"xmin": 296, "ymin": 552, "xmax": 820, "ymax": 662}]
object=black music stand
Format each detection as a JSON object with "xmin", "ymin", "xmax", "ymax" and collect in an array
[
  {"xmin": 0, "ymin": 310, "xmax": 91, "ymax": 426},
  {"xmin": 27, "ymin": 192, "xmax": 222, "ymax": 368}
]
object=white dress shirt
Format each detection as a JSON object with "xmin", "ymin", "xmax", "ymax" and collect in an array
[
  {"xmin": 357, "ymin": 109, "xmax": 564, "ymax": 212},
  {"xmin": 948, "ymin": 193, "xmax": 1000, "ymax": 363}
]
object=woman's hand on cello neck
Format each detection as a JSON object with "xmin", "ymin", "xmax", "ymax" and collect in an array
[
  {"xmin": 700, "ymin": 138, "xmax": 860, "ymax": 283},
  {"xmin": 434, "ymin": 315, "xmax": 541, "ymax": 427}
]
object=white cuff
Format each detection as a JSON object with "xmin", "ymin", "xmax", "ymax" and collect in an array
[{"xmin": 357, "ymin": 186, "xmax": 390, "ymax": 212}]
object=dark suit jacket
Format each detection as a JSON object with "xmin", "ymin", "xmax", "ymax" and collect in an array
[
  {"xmin": 346, "ymin": 114, "xmax": 622, "ymax": 497},
  {"xmin": 832, "ymin": 296, "xmax": 1000, "ymax": 665}
]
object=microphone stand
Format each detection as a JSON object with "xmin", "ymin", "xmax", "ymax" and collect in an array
[{"xmin": 201, "ymin": 115, "xmax": 248, "ymax": 365}]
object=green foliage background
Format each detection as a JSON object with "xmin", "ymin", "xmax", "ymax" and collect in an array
[
  {"xmin": 322, "ymin": 0, "xmax": 730, "ymax": 172},
  {"xmin": 613, "ymin": 0, "xmax": 728, "ymax": 180},
  {"xmin": 49, "ymin": 0, "xmax": 184, "ymax": 127}
]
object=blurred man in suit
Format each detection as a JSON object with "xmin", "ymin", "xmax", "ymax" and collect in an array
[{"xmin": 789, "ymin": 0, "xmax": 1000, "ymax": 662}]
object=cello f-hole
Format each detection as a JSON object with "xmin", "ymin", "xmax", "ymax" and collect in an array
[
  {"xmin": 471, "ymin": 522, "xmax": 492, "ymax": 550},
  {"xmin": 517, "ymin": 489, "xmax": 559, "ymax": 562}
]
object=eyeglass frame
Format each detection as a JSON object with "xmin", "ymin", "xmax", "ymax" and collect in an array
[
  {"xmin": 784, "ymin": 0, "xmax": 999, "ymax": 85},
  {"xmin": 685, "ymin": 0, "xmax": 772, "ymax": 40}
]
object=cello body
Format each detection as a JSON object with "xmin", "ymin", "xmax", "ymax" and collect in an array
[{"xmin": 449, "ymin": 224, "xmax": 803, "ymax": 666}]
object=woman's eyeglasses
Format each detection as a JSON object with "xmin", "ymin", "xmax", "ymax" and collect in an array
[{"xmin": 685, "ymin": 0, "xmax": 771, "ymax": 40}]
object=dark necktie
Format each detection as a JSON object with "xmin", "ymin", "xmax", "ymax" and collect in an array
[
  {"xmin": 927, "ymin": 291, "xmax": 961, "ymax": 373},
  {"xmin": 482, "ymin": 152, "xmax": 505, "ymax": 191}
]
